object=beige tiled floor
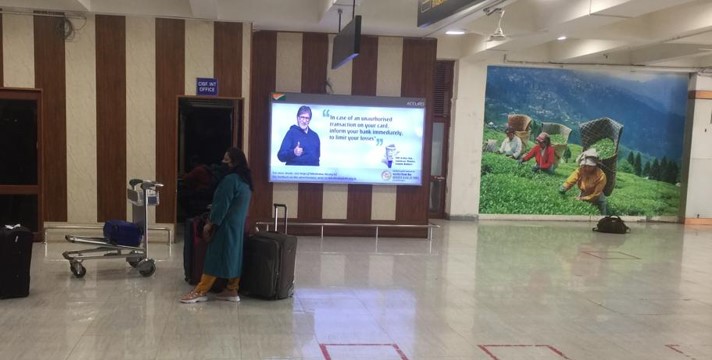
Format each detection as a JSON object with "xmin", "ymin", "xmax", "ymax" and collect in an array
[{"xmin": 1, "ymin": 220, "xmax": 711, "ymax": 359}]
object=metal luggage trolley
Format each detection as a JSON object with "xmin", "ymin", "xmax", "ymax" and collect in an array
[{"xmin": 62, "ymin": 179, "xmax": 163, "ymax": 278}]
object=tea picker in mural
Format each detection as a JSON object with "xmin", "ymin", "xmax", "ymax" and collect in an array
[
  {"xmin": 579, "ymin": 117, "xmax": 624, "ymax": 197},
  {"xmin": 498, "ymin": 127, "xmax": 522, "ymax": 159},
  {"xmin": 559, "ymin": 149, "xmax": 608, "ymax": 214},
  {"xmin": 518, "ymin": 132, "xmax": 556, "ymax": 174}
]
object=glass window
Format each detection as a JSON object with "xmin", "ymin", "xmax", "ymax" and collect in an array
[{"xmin": 431, "ymin": 122, "xmax": 444, "ymax": 176}]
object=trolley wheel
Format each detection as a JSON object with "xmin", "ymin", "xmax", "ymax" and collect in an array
[
  {"xmin": 127, "ymin": 251, "xmax": 143, "ymax": 268},
  {"xmin": 138, "ymin": 259, "xmax": 156, "ymax": 277},
  {"xmin": 127, "ymin": 258, "xmax": 141, "ymax": 268},
  {"xmin": 70, "ymin": 262, "xmax": 86, "ymax": 278}
]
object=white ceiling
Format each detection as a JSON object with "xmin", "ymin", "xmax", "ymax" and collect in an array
[{"xmin": 2, "ymin": 0, "xmax": 712, "ymax": 69}]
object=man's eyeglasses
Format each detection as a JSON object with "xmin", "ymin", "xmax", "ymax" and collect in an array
[{"xmin": 298, "ymin": 115, "xmax": 311, "ymax": 120}]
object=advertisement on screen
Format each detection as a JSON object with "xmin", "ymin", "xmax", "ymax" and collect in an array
[{"xmin": 269, "ymin": 92, "xmax": 425, "ymax": 186}]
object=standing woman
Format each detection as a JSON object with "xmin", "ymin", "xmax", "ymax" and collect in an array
[{"xmin": 180, "ymin": 147, "xmax": 253, "ymax": 303}]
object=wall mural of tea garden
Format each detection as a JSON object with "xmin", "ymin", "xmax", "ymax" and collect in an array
[{"xmin": 480, "ymin": 66, "xmax": 688, "ymax": 216}]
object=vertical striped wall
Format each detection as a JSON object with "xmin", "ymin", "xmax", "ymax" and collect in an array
[
  {"xmin": 126, "ymin": 17, "xmax": 156, "ymax": 222},
  {"xmin": 2, "ymin": 13, "xmax": 433, "ymax": 234},
  {"xmin": 249, "ymin": 31, "xmax": 277, "ymax": 221},
  {"xmin": 155, "ymin": 18, "xmax": 185, "ymax": 224},
  {"xmin": 0, "ymin": 15, "xmax": 3, "ymax": 83},
  {"xmin": 393, "ymin": 38, "xmax": 436, "ymax": 237},
  {"xmin": 1, "ymin": 14, "xmax": 249, "ymax": 227},
  {"xmin": 249, "ymin": 32, "xmax": 436, "ymax": 236},
  {"xmin": 96, "ymin": 15, "xmax": 127, "ymax": 222},
  {"xmin": 66, "ymin": 16, "xmax": 97, "ymax": 223},
  {"xmin": 298, "ymin": 33, "xmax": 328, "ymax": 221},
  {"xmin": 35, "ymin": 14, "xmax": 68, "ymax": 222},
  {"xmin": 347, "ymin": 36, "xmax": 378, "ymax": 224},
  {"xmin": 323, "ymin": 33, "xmax": 353, "ymax": 221},
  {"xmin": 3, "ymin": 14, "xmax": 34, "ymax": 88}
]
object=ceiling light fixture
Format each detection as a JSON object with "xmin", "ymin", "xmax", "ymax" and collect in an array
[
  {"xmin": 446, "ymin": 30, "xmax": 466, "ymax": 35},
  {"xmin": 557, "ymin": 35, "xmax": 567, "ymax": 41}
]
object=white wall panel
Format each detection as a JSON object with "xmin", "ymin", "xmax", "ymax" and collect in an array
[
  {"xmin": 685, "ymin": 158, "xmax": 712, "ymax": 218},
  {"xmin": 447, "ymin": 58, "xmax": 488, "ymax": 218},
  {"xmin": 126, "ymin": 16, "xmax": 157, "ymax": 222},
  {"xmin": 65, "ymin": 15, "xmax": 97, "ymax": 223},
  {"xmin": 3, "ymin": 14, "xmax": 34, "ymax": 88},
  {"xmin": 371, "ymin": 37, "xmax": 402, "ymax": 221},
  {"xmin": 184, "ymin": 20, "xmax": 214, "ymax": 95},
  {"xmin": 274, "ymin": 32, "xmax": 303, "ymax": 217},
  {"xmin": 322, "ymin": 33, "xmax": 352, "ymax": 220}
]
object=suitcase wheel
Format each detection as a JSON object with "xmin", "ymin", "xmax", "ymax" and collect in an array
[
  {"xmin": 70, "ymin": 261, "xmax": 86, "ymax": 278},
  {"xmin": 138, "ymin": 259, "xmax": 156, "ymax": 277}
]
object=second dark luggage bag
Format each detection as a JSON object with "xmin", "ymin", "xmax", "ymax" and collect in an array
[
  {"xmin": 183, "ymin": 214, "xmax": 208, "ymax": 285},
  {"xmin": 183, "ymin": 214, "xmax": 225, "ymax": 291},
  {"xmin": 240, "ymin": 204, "xmax": 297, "ymax": 300},
  {"xmin": 0, "ymin": 225, "xmax": 34, "ymax": 299}
]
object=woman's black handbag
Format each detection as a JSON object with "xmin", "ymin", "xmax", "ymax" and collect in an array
[{"xmin": 593, "ymin": 216, "xmax": 630, "ymax": 234}]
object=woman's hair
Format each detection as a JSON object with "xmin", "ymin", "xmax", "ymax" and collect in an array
[{"xmin": 226, "ymin": 147, "xmax": 254, "ymax": 191}]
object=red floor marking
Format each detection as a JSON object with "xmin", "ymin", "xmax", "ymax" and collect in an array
[
  {"xmin": 666, "ymin": 344, "xmax": 696, "ymax": 359},
  {"xmin": 319, "ymin": 343, "xmax": 409, "ymax": 360},
  {"xmin": 582, "ymin": 250, "xmax": 640, "ymax": 259},
  {"xmin": 478, "ymin": 344, "xmax": 573, "ymax": 360}
]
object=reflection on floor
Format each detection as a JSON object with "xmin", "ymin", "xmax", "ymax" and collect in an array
[{"xmin": 1, "ymin": 220, "xmax": 711, "ymax": 360}]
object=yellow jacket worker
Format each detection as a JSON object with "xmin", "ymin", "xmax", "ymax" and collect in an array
[{"xmin": 559, "ymin": 148, "xmax": 608, "ymax": 214}]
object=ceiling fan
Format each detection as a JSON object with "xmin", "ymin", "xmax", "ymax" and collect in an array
[{"xmin": 486, "ymin": 8, "xmax": 508, "ymax": 42}]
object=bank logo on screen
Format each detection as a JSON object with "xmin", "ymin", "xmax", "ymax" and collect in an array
[{"xmin": 272, "ymin": 93, "xmax": 286, "ymax": 101}]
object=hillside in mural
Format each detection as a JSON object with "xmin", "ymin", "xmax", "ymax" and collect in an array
[{"xmin": 484, "ymin": 66, "xmax": 688, "ymax": 160}]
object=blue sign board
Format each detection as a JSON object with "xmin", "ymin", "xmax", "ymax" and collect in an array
[{"xmin": 196, "ymin": 78, "xmax": 218, "ymax": 96}]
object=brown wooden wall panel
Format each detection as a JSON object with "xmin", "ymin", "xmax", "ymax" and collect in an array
[
  {"xmin": 0, "ymin": 15, "xmax": 3, "ymax": 85},
  {"xmin": 34, "ymin": 14, "xmax": 67, "ymax": 222},
  {"xmin": 298, "ymin": 33, "xmax": 328, "ymax": 220},
  {"xmin": 95, "ymin": 15, "xmax": 127, "ymax": 221},
  {"xmin": 390, "ymin": 38, "xmax": 437, "ymax": 235},
  {"xmin": 214, "ymin": 22, "xmax": 243, "ymax": 98},
  {"xmin": 155, "ymin": 18, "xmax": 185, "ymax": 223},
  {"xmin": 249, "ymin": 31, "xmax": 277, "ymax": 220},
  {"xmin": 347, "ymin": 35, "xmax": 378, "ymax": 222}
]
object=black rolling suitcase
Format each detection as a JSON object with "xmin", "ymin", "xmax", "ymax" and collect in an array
[
  {"xmin": 0, "ymin": 225, "xmax": 34, "ymax": 299},
  {"xmin": 183, "ymin": 216, "xmax": 200, "ymax": 284},
  {"xmin": 241, "ymin": 204, "xmax": 297, "ymax": 300}
]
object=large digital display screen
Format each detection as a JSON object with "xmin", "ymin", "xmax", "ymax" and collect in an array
[{"xmin": 269, "ymin": 92, "xmax": 426, "ymax": 186}]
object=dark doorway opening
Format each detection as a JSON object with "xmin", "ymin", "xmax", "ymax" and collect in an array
[
  {"xmin": 0, "ymin": 89, "xmax": 43, "ymax": 237},
  {"xmin": 177, "ymin": 97, "xmax": 242, "ymax": 222}
]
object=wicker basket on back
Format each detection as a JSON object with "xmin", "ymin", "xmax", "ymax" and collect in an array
[
  {"xmin": 579, "ymin": 117, "xmax": 624, "ymax": 196},
  {"xmin": 508, "ymin": 114, "xmax": 532, "ymax": 149},
  {"xmin": 541, "ymin": 122, "xmax": 572, "ymax": 162}
]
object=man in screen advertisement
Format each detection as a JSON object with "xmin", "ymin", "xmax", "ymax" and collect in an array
[{"xmin": 277, "ymin": 105, "xmax": 321, "ymax": 166}]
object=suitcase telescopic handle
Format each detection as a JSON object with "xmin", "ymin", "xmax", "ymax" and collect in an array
[{"xmin": 273, "ymin": 203, "xmax": 288, "ymax": 234}]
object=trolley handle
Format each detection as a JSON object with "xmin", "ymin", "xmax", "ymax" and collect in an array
[
  {"xmin": 273, "ymin": 203, "xmax": 288, "ymax": 234},
  {"xmin": 129, "ymin": 179, "xmax": 143, "ymax": 188},
  {"xmin": 141, "ymin": 181, "xmax": 164, "ymax": 190}
]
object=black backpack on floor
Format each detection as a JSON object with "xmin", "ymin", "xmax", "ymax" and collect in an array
[{"xmin": 593, "ymin": 216, "xmax": 630, "ymax": 234}]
